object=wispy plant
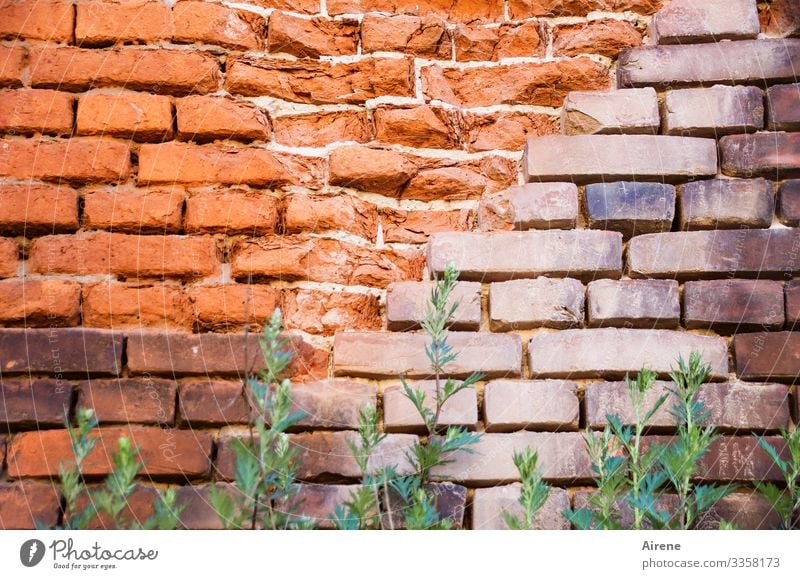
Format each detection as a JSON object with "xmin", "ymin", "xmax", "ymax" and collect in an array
[
  {"xmin": 503, "ymin": 449, "xmax": 551, "ymax": 530},
  {"xmin": 755, "ymin": 427, "xmax": 800, "ymax": 530}
]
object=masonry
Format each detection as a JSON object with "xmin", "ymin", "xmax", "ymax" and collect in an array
[{"xmin": 0, "ymin": 0, "xmax": 798, "ymax": 530}]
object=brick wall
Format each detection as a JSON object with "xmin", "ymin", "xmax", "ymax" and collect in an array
[{"xmin": 0, "ymin": 0, "xmax": 798, "ymax": 529}]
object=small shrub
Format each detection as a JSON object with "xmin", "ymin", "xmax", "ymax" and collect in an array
[
  {"xmin": 503, "ymin": 448, "xmax": 552, "ymax": 530},
  {"xmin": 755, "ymin": 427, "xmax": 800, "ymax": 530}
]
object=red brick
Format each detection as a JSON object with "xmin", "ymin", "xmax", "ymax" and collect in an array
[
  {"xmin": 282, "ymin": 288, "xmax": 381, "ymax": 336},
  {"xmin": 0, "ymin": 379, "xmax": 72, "ymax": 427},
  {"xmin": 176, "ymin": 96, "xmax": 270, "ymax": 143},
  {"xmin": 553, "ymin": 19, "xmax": 642, "ymax": 58},
  {"xmin": 584, "ymin": 182, "xmax": 676, "ymax": 238},
  {"xmin": 0, "ymin": 238, "xmax": 17, "ymax": 278},
  {"xmin": 231, "ymin": 235, "xmax": 424, "ymax": 288},
  {"xmin": 329, "ymin": 146, "xmax": 416, "ymax": 196},
  {"xmin": 0, "ymin": 0, "xmax": 73, "ymax": 42},
  {"xmin": 81, "ymin": 282, "xmax": 193, "ymax": 330},
  {"xmin": 587, "ymin": 279, "xmax": 679, "ymax": 329},
  {"xmin": 386, "ymin": 281, "xmax": 481, "ymax": 331},
  {"xmin": 82, "ymin": 188, "xmax": 185, "ymax": 234},
  {"xmin": 327, "ymin": 0, "xmax": 503, "ymax": 21},
  {"xmin": 524, "ymin": 135, "xmax": 717, "ymax": 184},
  {"xmin": 73, "ymin": 484, "xmax": 158, "ymax": 529},
  {"xmin": 173, "ymin": 1, "xmax": 264, "ymax": 50},
  {"xmin": 0, "ymin": 483, "xmax": 60, "ymax": 529},
  {"xmin": 29, "ymin": 232, "xmax": 220, "ymax": 280},
  {"xmin": 268, "ymin": 11, "xmax": 357, "ymax": 57},
  {"xmin": 289, "ymin": 379, "xmax": 376, "ymax": 430},
  {"xmin": 561, "ymin": 88, "xmax": 659, "ymax": 136},
  {"xmin": 508, "ymin": 0, "xmax": 662, "ymax": 18},
  {"xmin": 721, "ymin": 133, "xmax": 800, "ymax": 180},
  {"xmin": 176, "ymin": 483, "xmax": 235, "ymax": 530},
  {"xmin": 428, "ymin": 230, "xmax": 622, "ymax": 282},
  {"xmin": 77, "ymin": 90, "xmax": 173, "ymax": 141},
  {"xmin": 484, "ymin": 380, "xmax": 579, "ymax": 432},
  {"xmin": 184, "ymin": 190, "xmax": 279, "ymax": 234},
  {"xmin": 696, "ymin": 492, "xmax": 781, "ymax": 530},
  {"xmin": 455, "ymin": 21, "xmax": 544, "ymax": 61},
  {"xmin": 138, "ymin": 142, "xmax": 323, "ymax": 188},
  {"xmin": 767, "ymin": 84, "xmax": 800, "ymax": 131},
  {"xmin": 178, "ymin": 381, "xmax": 249, "ymax": 427},
  {"xmin": 403, "ymin": 162, "xmax": 514, "ymax": 201},
  {"xmin": 0, "ymin": 184, "xmax": 79, "ymax": 234},
  {"xmin": 275, "ymin": 484, "xmax": 364, "ymax": 529},
  {"xmin": 529, "ymin": 328, "xmax": 729, "ymax": 379},
  {"xmin": 226, "ymin": 56, "xmax": 414, "ymax": 104},
  {"xmin": 361, "ymin": 14, "xmax": 450, "ymax": 59},
  {"xmin": 490, "ymin": 278, "xmax": 584, "ymax": 331},
  {"xmin": 374, "ymin": 106, "xmax": 460, "ymax": 150},
  {"xmin": 760, "ymin": 0, "xmax": 800, "ymax": 38},
  {"xmin": 0, "ymin": 328, "xmax": 123, "ymax": 376},
  {"xmin": 684, "ymin": 280, "xmax": 784, "ymax": 333},
  {"xmin": 422, "ymin": 58, "xmax": 609, "ymax": 108},
  {"xmin": 628, "ymin": 229, "xmax": 800, "ymax": 280},
  {"xmin": 432, "ymin": 432, "xmax": 592, "ymax": 485},
  {"xmin": 652, "ymin": 0, "xmax": 759, "ymax": 45},
  {"xmin": 77, "ymin": 378, "xmax": 177, "ymax": 424},
  {"xmin": 30, "ymin": 47, "xmax": 221, "ymax": 95},
  {"xmin": 244, "ymin": 0, "xmax": 318, "ymax": 13},
  {"xmin": 0, "ymin": 279, "xmax": 81, "ymax": 327},
  {"xmin": 786, "ymin": 280, "xmax": 800, "ymax": 325},
  {"xmin": 464, "ymin": 111, "xmax": 559, "ymax": 152},
  {"xmin": 735, "ymin": 331, "xmax": 800, "ymax": 381},
  {"xmin": 0, "ymin": 89, "xmax": 73, "ymax": 136},
  {"xmin": 679, "ymin": 178, "xmax": 774, "ymax": 230},
  {"xmin": 76, "ymin": 1, "xmax": 174, "ymax": 46},
  {"xmin": 283, "ymin": 193, "xmax": 378, "ymax": 242},
  {"xmin": 0, "ymin": 138, "xmax": 131, "ymax": 184},
  {"xmin": 0, "ymin": 45, "xmax": 26, "ymax": 88},
  {"xmin": 697, "ymin": 436, "xmax": 786, "ymax": 482},
  {"xmin": 383, "ymin": 380, "xmax": 478, "ymax": 433},
  {"xmin": 187, "ymin": 284, "xmax": 281, "ymax": 332},
  {"xmin": 472, "ymin": 486, "xmax": 570, "ymax": 530},
  {"xmin": 8, "ymin": 427, "xmax": 212, "ymax": 479},
  {"xmin": 664, "ymin": 86, "xmax": 764, "ymax": 137},
  {"xmin": 272, "ymin": 110, "xmax": 372, "ymax": 147},
  {"xmin": 334, "ymin": 331, "xmax": 522, "ymax": 379},
  {"xmin": 381, "ymin": 207, "xmax": 474, "ymax": 244},
  {"xmin": 779, "ymin": 180, "xmax": 800, "ymax": 226}
]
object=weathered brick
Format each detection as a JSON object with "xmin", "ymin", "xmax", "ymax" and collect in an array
[
  {"xmin": 490, "ymin": 278, "xmax": 584, "ymax": 331},
  {"xmin": 684, "ymin": 280, "xmax": 784, "ymax": 333},
  {"xmin": 455, "ymin": 21, "xmax": 544, "ymax": 61},
  {"xmin": 759, "ymin": 0, "xmax": 800, "ymax": 38},
  {"xmin": 231, "ymin": 235, "xmax": 423, "ymax": 288},
  {"xmin": 184, "ymin": 191, "xmax": 279, "ymax": 234},
  {"xmin": 82, "ymin": 188, "xmax": 185, "ymax": 234},
  {"xmin": 587, "ymin": 279, "xmax": 679, "ymax": 329},
  {"xmin": 553, "ymin": 19, "xmax": 643, "ymax": 58},
  {"xmin": 82, "ymin": 283, "xmax": 192, "ymax": 330},
  {"xmin": 422, "ymin": 58, "xmax": 609, "ymax": 108},
  {"xmin": 0, "ymin": 89, "xmax": 73, "ymax": 136},
  {"xmin": 173, "ymin": 1, "xmax": 264, "ymax": 50},
  {"xmin": 333, "ymin": 331, "xmax": 522, "ymax": 379},
  {"xmin": 524, "ymin": 135, "xmax": 717, "ymax": 184},
  {"xmin": 138, "ymin": 142, "xmax": 323, "ymax": 188},
  {"xmin": 464, "ymin": 111, "xmax": 559, "ymax": 152},
  {"xmin": 432, "ymin": 432, "xmax": 592, "ymax": 485},
  {"xmin": 187, "ymin": 284, "xmax": 281, "ymax": 332},
  {"xmin": 381, "ymin": 208, "xmax": 475, "ymax": 244},
  {"xmin": 696, "ymin": 436, "xmax": 785, "ymax": 482},
  {"xmin": 73, "ymin": 484, "xmax": 159, "ymax": 529},
  {"xmin": 272, "ymin": 111, "xmax": 372, "ymax": 147},
  {"xmin": 226, "ymin": 56, "xmax": 414, "ymax": 104},
  {"xmin": 472, "ymin": 486, "xmax": 570, "ymax": 530},
  {"xmin": 8, "ymin": 427, "xmax": 212, "ymax": 479},
  {"xmin": 0, "ymin": 238, "xmax": 18, "ymax": 278},
  {"xmin": 484, "ymin": 380, "xmax": 580, "ymax": 432},
  {"xmin": 76, "ymin": 0, "xmax": 174, "ymax": 46},
  {"xmin": 585, "ymin": 182, "xmax": 675, "ymax": 238},
  {"xmin": 0, "ymin": 45, "xmax": 26, "ymax": 88},
  {"xmin": 283, "ymin": 289, "xmax": 381, "ymax": 336},
  {"xmin": 374, "ymin": 106, "xmax": 460, "ymax": 150},
  {"xmin": 628, "ymin": 229, "xmax": 800, "ymax": 280},
  {"xmin": 586, "ymin": 381, "xmax": 790, "ymax": 432},
  {"xmin": 664, "ymin": 86, "xmax": 764, "ymax": 137},
  {"xmin": 478, "ymin": 183, "xmax": 578, "ymax": 231},
  {"xmin": 652, "ymin": 0, "xmax": 759, "ymax": 44},
  {"xmin": 679, "ymin": 178, "xmax": 774, "ymax": 230},
  {"xmin": 721, "ymin": 132, "xmax": 800, "ymax": 180},
  {"xmin": 360, "ymin": 14, "xmax": 450, "ymax": 58},
  {"xmin": 29, "ymin": 47, "xmax": 221, "ymax": 95},
  {"xmin": 0, "ymin": 483, "xmax": 60, "ymax": 529},
  {"xmin": 386, "ymin": 281, "xmax": 481, "ymax": 331},
  {"xmin": 177, "ymin": 381, "xmax": 249, "ymax": 427},
  {"xmin": 0, "ymin": 0, "xmax": 74, "ymax": 42},
  {"xmin": 176, "ymin": 483, "xmax": 238, "ymax": 529},
  {"xmin": 176, "ymin": 96, "xmax": 270, "ymax": 143},
  {"xmin": 29, "ymin": 232, "xmax": 220, "ymax": 280},
  {"xmin": 288, "ymin": 380, "xmax": 376, "ymax": 430},
  {"xmin": 284, "ymin": 194, "xmax": 377, "ymax": 242},
  {"xmin": 383, "ymin": 380, "xmax": 478, "ymax": 433},
  {"xmin": 77, "ymin": 378, "xmax": 177, "ymax": 425},
  {"xmin": 0, "ymin": 328, "xmax": 122, "ymax": 376},
  {"xmin": 0, "ymin": 379, "xmax": 72, "ymax": 428},
  {"xmin": 508, "ymin": 0, "xmax": 663, "ymax": 19},
  {"xmin": 618, "ymin": 40, "xmax": 800, "ymax": 88},
  {"xmin": 0, "ymin": 184, "xmax": 78, "ymax": 235},
  {"xmin": 77, "ymin": 90, "xmax": 173, "ymax": 141},
  {"xmin": 767, "ymin": 84, "xmax": 800, "ymax": 131},
  {"xmin": 735, "ymin": 332, "xmax": 800, "ymax": 381},
  {"xmin": 529, "ymin": 328, "xmax": 729, "ymax": 379},
  {"xmin": 245, "ymin": 0, "xmax": 318, "ymax": 13},
  {"xmin": 403, "ymin": 163, "xmax": 510, "ymax": 202},
  {"xmin": 385, "ymin": 483, "xmax": 468, "ymax": 529},
  {"xmin": 328, "ymin": 0, "xmax": 503, "ymax": 21},
  {"xmin": 268, "ymin": 11, "xmax": 357, "ymax": 57},
  {"xmin": 786, "ymin": 280, "xmax": 800, "ymax": 326},
  {"xmin": 779, "ymin": 180, "xmax": 800, "ymax": 226},
  {"xmin": 276, "ymin": 484, "xmax": 364, "ymax": 529},
  {"xmin": 0, "ymin": 279, "xmax": 81, "ymax": 327},
  {"xmin": 428, "ymin": 231, "xmax": 622, "ymax": 282},
  {"xmin": 561, "ymin": 88, "xmax": 659, "ymax": 136},
  {"xmin": 0, "ymin": 138, "xmax": 131, "ymax": 184},
  {"xmin": 696, "ymin": 492, "xmax": 781, "ymax": 530}
]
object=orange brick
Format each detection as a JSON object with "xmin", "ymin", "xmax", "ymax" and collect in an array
[
  {"xmin": 0, "ymin": 238, "xmax": 18, "ymax": 278},
  {"xmin": 0, "ymin": 483, "xmax": 60, "ymax": 529},
  {"xmin": 75, "ymin": 0, "xmax": 174, "ymax": 46},
  {"xmin": 187, "ymin": 284, "xmax": 281, "ymax": 331},
  {"xmin": 0, "ymin": 0, "xmax": 74, "ymax": 42},
  {"xmin": 272, "ymin": 110, "xmax": 372, "ymax": 147},
  {"xmin": 283, "ymin": 193, "xmax": 378, "ymax": 241},
  {"xmin": 0, "ymin": 279, "xmax": 81, "ymax": 327},
  {"xmin": 176, "ymin": 96, "xmax": 270, "ymax": 142},
  {"xmin": 267, "ymin": 11, "xmax": 357, "ymax": 57},
  {"xmin": 82, "ymin": 188, "xmax": 185, "ymax": 234},
  {"xmin": 184, "ymin": 190, "xmax": 279, "ymax": 234},
  {"xmin": 77, "ymin": 378, "xmax": 177, "ymax": 424},
  {"xmin": 0, "ymin": 89, "xmax": 74, "ymax": 136},
  {"xmin": 173, "ymin": 1, "xmax": 264, "ymax": 50},
  {"xmin": 0, "ymin": 184, "xmax": 79, "ymax": 234},
  {"xmin": 0, "ymin": 45, "xmax": 26, "ymax": 88},
  {"xmin": 282, "ymin": 288, "xmax": 381, "ymax": 335},
  {"xmin": 76, "ymin": 91, "xmax": 173, "ymax": 141},
  {"xmin": 81, "ymin": 282, "xmax": 193, "ymax": 330}
]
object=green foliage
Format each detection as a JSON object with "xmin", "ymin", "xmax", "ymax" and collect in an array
[
  {"xmin": 503, "ymin": 449, "xmax": 551, "ymax": 530},
  {"xmin": 755, "ymin": 427, "xmax": 800, "ymax": 529}
]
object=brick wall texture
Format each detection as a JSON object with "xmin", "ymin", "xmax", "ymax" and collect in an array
[{"xmin": 0, "ymin": 0, "xmax": 798, "ymax": 530}]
